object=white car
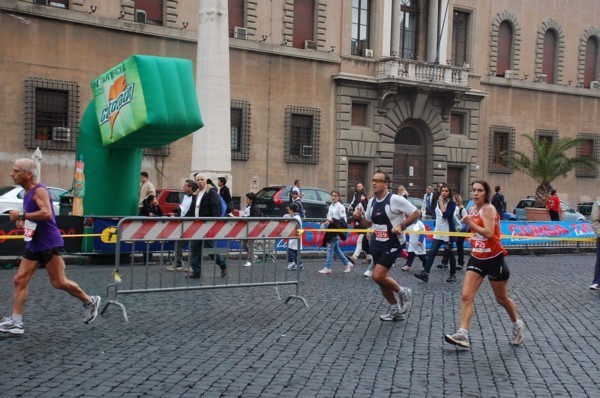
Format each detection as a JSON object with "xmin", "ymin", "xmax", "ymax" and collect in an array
[{"xmin": 0, "ymin": 185, "xmax": 67, "ymax": 215}]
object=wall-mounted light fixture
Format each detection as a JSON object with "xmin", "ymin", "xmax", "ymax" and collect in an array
[
  {"xmin": 118, "ymin": 10, "xmax": 126, "ymax": 19},
  {"xmin": 88, "ymin": 5, "xmax": 97, "ymax": 14},
  {"xmin": 328, "ymin": 46, "xmax": 335, "ymax": 53},
  {"xmin": 281, "ymin": 38, "xmax": 289, "ymax": 45},
  {"xmin": 258, "ymin": 34, "xmax": 267, "ymax": 43},
  {"xmin": 180, "ymin": 21, "xmax": 188, "ymax": 30}
]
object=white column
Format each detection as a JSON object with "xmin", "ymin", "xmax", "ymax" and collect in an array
[
  {"xmin": 427, "ymin": 0, "xmax": 438, "ymax": 62},
  {"xmin": 192, "ymin": 0, "xmax": 232, "ymax": 186},
  {"xmin": 438, "ymin": 0, "xmax": 449, "ymax": 64},
  {"xmin": 381, "ymin": 0, "xmax": 393, "ymax": 57},
  {"xmin": 390, "ymin": 0, "xmax": 400, "ymax": 57}
]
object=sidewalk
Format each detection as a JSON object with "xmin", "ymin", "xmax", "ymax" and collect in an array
[{"xmin": 0, "ymin": 253, "xmax": 599, "ymax": 397}]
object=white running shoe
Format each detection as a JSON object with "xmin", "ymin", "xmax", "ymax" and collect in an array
[
  {"xmin": 0, "ymin": 317, "xmax": 24, "ymax": 335},
  {"xmin": 380, "ymin": 309, "xmax": 404, "ymax": 321},
  {"xmin": 590, "ymin": 283, "xmax": 600, "ymax": 290},
  {"xmin": 318, "ymin": 267, "xmax": 332, "ymax": 274},
  {"xmin": 444, "ymin": 330, "xmax": 470, "ymax": 348},
  {"xmin": 511, "ymin": 320, "xmax": 525, "ymax": 346},
  {"xmin": 83, "ymin": 295, "xmax": 101, "ymax": 324},
  {"xmin": 243, "ymin": 261, "xmax": 252, "ymax": 267},
  {"xmin": 398, "ymin": 287, "xmax": 413, "ymax": 315},
  {"xmin": 287, "ymin": 262, "xmax": 297, "ymax": 271},
  {"xmin": 363, "ymin": 270, "xmax": 373, "ymax": 277},
  {"xmin": 344, "ymin": 264, "xmax": 353, "ymax": 273}
]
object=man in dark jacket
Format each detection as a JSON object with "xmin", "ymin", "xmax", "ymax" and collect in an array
[{"xmin": 187, "ymin": 174, "xmax": 228, "ymax": 279}]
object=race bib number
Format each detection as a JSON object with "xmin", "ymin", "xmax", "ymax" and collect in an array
[
  {"xmin": 23, "ymin": 220, "xmax": 38, "ymax": 242},
  {"xmin": 373, "ymin": 224, "xmax": 390, "ymax": 241}
]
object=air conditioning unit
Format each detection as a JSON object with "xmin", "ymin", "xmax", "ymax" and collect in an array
[
  {"xmin": 590, "ymin": 81, "xmax": 600, "ymax": 89},
  {"xmin": 304, "ymin": 40, "xmax": 317, "ymax": 50},
  {"xmin": 300, "ymin": 145, "xmax": 313, "ymax": 157},
  {"xmin": 134, "ymin": 10, "xmax": 148, "ymax": 23},
  {"xmin": 52, "ymin": 127, "xmax": 71, "ymax": 142},
  {"xmin": 537, "ymin": 74, "xmax": 547, "ymax": 83},
  {"xmin": 504, "ymin": 70, "xmax": 515, "ymax": 79},
  {"xmin": 49, "ymin": 1, "xmax": 67, "ymax": 7},
  {"xmin": 233, "ymin": 26, "xmax": 247, "ymax": 39},
  {"xmin": 361, "ymin": 49, "xmax": 374, "ymax": 58}
]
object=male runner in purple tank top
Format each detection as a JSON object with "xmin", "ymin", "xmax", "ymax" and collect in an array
[{"xmin": 0, "ymin": 158, "xmax": 101, "ymax": 335}]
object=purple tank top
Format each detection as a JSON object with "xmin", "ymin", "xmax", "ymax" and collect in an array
[{"xmin": 23, "ymin": 183, "xmax": 64, "ymax": 251}]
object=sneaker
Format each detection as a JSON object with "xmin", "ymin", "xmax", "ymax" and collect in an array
[
  {"xmin": 345, "ymin": 254, "xmax": 355, "ymax": 265},
  {"xmin": 446, "ymin": 274, "xmax": 457, "ymax": 283},
  {"xmin": 444, "ymin": 330, "xmax": 470, "ymax": 348},
  {"xmin": 363, "ymin": 270, "xmax": 373, "ymax": 277},
  {"xmin": 414, "ymin": 271, "xmax": 429, "ymax": 282},
  {"xmin": 400, "ymin": 265, "xmax": 411, "ymax": 272},
  {"xmin": 318, "ymin": 267, "xmax": 332, "ymax": 274},
  {"xmin": 243, "ymin": 261, "xmax": 252, "ymax": 267},
  {"xmin": 166, "ymin": 265, "xmax": 183, "ymax": 272},
  {"xmin": 436, "ymin": 263, "xmax": 448, "ymax": 269},
  {"xmin": 287, "ymin": 262, "xmax": 297, "ymax": 271},
  {"xmin": 221, "ymin": 269, "xmax": 228, "ymax": 278},
  {"xmin": 83, "ymin": 295, "xmax": 101, "ymax": 325},
  {"xmin": 380, "ymin": 309, "xmax": 405, "ymax": 321},
  {"xmin": 457, "ymin": 264, "xmax": 464, "ymax": 271},
  {"xmin": 186, "ymin": 272, "xmax": 201, "ymax": 279},
  {"xmin": 590, "ymin": 283, "xmax": 600, "ymax": 290},
  {"xmin": 350, "ymin": 255, "xmax": 358, "ymax": 261},
  {"xmin": 398, "ymin": 288, "xmax": 413, "ymax": 315},
  {"xmin": 344, "ymin": 264, "xmax": 353, "ymax": 273},
  {"xmin": 511, "ymin": 320, "xmax": 525, "ymax": 346},
  {"xmin": 0, "ymin": 317, "xmax": 24, "ymax": 335}
]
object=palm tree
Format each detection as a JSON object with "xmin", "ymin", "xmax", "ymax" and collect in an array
[{"xmin": 503, "ymin": 134, "xmax": 599, "ymax": 207}]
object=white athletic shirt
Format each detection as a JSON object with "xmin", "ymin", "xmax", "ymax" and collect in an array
[{"xmin": 364, "ymin": 193, "xmax": 418, "ymax": 245}]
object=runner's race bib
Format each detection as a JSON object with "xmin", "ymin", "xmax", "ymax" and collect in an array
[
  {"xmin": 23, "ymin": 220, "xmax": 37, "ymax": 242},
  {"xmin": 373, "ymin": 224, "xmax": 389, "ymax": 241}
]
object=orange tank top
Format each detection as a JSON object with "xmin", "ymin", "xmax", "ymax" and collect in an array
[{"xmin": 469, "ymin": 204, "xmax": 507, "ymax": 260}]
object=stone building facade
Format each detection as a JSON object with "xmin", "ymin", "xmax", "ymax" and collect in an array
[{"xmin": 1, "ymin": 0, "xmax": 599, "ymax": 209}]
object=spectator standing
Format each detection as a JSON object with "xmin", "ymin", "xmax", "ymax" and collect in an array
[
  {"xmin": 349, "ymin": 184, "xmax": 370, "ymax": 262},
  {"xmin": 167, "ymin": 179, "xmax": 197, "ymax": 271},
  {"xmin": 138, "ymin": 194, "xmax": 163, "ymax": 217},
  {"xmin": 414, "ymin": 183, "xmax": 458, "ymax": 283},
  {"xmin": 187, "ymin": 174, "xmax": 228, "ymax": 279},
  {"xmin": 289, "ymin": 179, "xmax": 303, "ymax": 201},
  {"xmin": 285, "ymin": 202, "xmax": 303, "ymax": 270},
  {"xmin": 217, "ymin": 177, "xmax": 233, "ymax": 215},
  {"xmin": 400, "ymin": 219, "xmax": 427, "ymax": 272},
  {"xmin": 454, "ymin": 193, "xmax": 468, "ymax": 270},
  {"xmin": 139, "ymin": 171, "xmax": 156, "ymax": 213},
  {"xmin": 546, "ymin": 189, "xmax": 561, "ymax": 221},
  {"xmin": 422, "ymin": 186, "xmax": 434, "ymax": 218},
  {"xmin": 241, "ymin": 192, "xmax": 260, "ymax": 267},
  {"xmin": 290, "ymin": 190, "xmax": 305, "ymax": 218},
  {"xmin": 589, "ymin": 199, "xmax": 600, "ymax": 290},
  {"xmin": 491, "ymin": 186, "xmax": 505, "ymax": 220},
  {"xmin": 397, "ymin": 185, "xmax": 409, "ymax": 198},
  {"xmin": 319, "ymin": 191, "xmax": 353, "ymax": 274}
]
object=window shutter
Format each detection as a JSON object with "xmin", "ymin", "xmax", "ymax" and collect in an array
[
  {"xmin": 293, "ymin": 0, "xmax": 315, "ymax": 48},
  {"xmin": 542, "ymin": 30, "xmax": 557, "ymax": 84},
  {"xmin": 584, "ymin": 37, "xmax": 598, "ymax": 88},
  {"xmin": 228, "ymin": 0, "xmax": 244, "ymax": 36},
  {"xmin": 497, "ymin": 22, "xmax": 512, "ymax": 76},
  {"xmin": 135, "ymin": 0, "xmax": 163, "ymax": 22}
]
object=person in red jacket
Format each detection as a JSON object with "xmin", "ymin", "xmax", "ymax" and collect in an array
[{"xmin": 546, "ymin": 190, "xmax": 561, "ymax": 221}]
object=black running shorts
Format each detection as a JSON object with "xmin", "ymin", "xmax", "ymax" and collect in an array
[
  {"xmin": 23, "ymin": 247, "xmax": 65, "ymax": 266},
  {"xmin": 371, "ymin": 244, "xmax": 404, "ymax": 270},
  {"xmin": 466, "ymin": 255, "xmax": 510, "ymax": 281}
]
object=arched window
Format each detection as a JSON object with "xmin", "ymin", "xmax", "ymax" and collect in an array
[
  {"xmin": 497, "ymin": 21, "xmax": 513, "ymax": 77},
  {"xmin": 584, "ymin": 36, "xmax": 599, "ymax": 87},
  {"xmin": 542, "ymin": 29, "xmax": 557, "ymax": 83},
  {"xmin": 399, "ymin": 0, "xmax": 418, "ymax": 59}
]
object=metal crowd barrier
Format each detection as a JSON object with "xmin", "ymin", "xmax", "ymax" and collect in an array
[{"xmin": 101, "ymin": 217, "xmax": 308, "ymax": 322}]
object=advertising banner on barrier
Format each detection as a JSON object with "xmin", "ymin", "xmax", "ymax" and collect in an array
[
  {"xmin": 0, "ymin": 215, "xmax": 84, "ymax": 256},
  {"xmin": 89, "ymin": 217, "xmax": 594, "ymax": 254}
]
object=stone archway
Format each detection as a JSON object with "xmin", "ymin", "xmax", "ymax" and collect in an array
[{"xmin": 392, "ymin": 120, "xmax": 427, "ymax": 196}]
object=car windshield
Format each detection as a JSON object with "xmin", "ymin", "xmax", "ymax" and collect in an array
[{"xmin": 0, "ymin": 186, "xmax": 16, "ymax": 196}]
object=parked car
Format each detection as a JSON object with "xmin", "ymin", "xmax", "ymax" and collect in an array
[
  {"xmin": 255, "ymin": 186, "xmax": 332, "ymax": 219},
  {"xmin": 577, "ymin": 202, "xmax": 595, "ymax": 221},
  {"xmin": 464, "ymin": 200, "xmax": 517, "ymax": 220},
  {"xmin": 513, "ymin": 197, "xmax": 585, "ymax": 221},
  {"xmin": 156, "ymin": 189, "xmax": 185, "ymax": 216},
  {"xmin": 0, "ymin": 185, "xmax": 67, "ymax": 215}
]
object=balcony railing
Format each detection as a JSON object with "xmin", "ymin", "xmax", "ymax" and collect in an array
[{"xmin": 375, "ymin": 58, "xmax": 469, "ymax": 87}]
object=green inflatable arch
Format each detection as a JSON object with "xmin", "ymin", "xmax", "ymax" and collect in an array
[{"xmin": 76, "ymin": 55, "xmax": 203, "ymax": 216}]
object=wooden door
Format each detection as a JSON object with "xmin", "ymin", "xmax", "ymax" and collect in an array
[{"xmin": 446, "ymin": 166, "xmax": 463, "ymax": 197}]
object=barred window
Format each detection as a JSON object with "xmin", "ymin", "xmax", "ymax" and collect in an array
[
  {"xmin": 143, "ymin": 145, "xmax": 171, "ymax": 157},
  {"xmin": 488, "ymin": 125, "xmax": 515, "ymax": 174},
  {"xmin": 534, "ymin": 129, "xmax": 558, "ymax": 162},
  {"xmin": 576, "ymin": 133, "xmax": 600, "ymax": 177},
  {"xmin": 231, "ymin": 99, "xmax": 251, "ymax": 161},
  {"xmin": 24, "ymin": 77, "xmax": 80, "ymax": 151},
  {"xmin": 285, "ymin": 106, "xmax": 320, "ymax": 164}
]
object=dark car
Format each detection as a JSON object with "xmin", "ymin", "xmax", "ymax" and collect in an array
[
  {"xmin": 254, "ymin": 186, "xmax": 333, "ymax": 219},
  {"xmin": 577, "ymin": 202, "xmax": 594, "ymax": 221}
]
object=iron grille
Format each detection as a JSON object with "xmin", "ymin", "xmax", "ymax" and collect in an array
[
  {"xmin": 284, "ymin": 106, "xmax": 320, "ymax": 165},
  {"xmin": 143, "ymin": 146, "xmax": 171, "ymax": 157},
  {"xmin": 24, "ymin": 77, "xmax": 80, "ymax": 151},
  {"xmin": 395, "ymin": 126, "xmax": 422, "ymax": 145},
  {"xmin": 576, "ymin": 132, "xmax": 600, "ymax": 177},
  {"xmin": 488, "ymin": 125, "xmax": 515, "ymax": 174},
  {"xmin": 231, "ymin": 99, "xmax": 251, "ymax": 161}
]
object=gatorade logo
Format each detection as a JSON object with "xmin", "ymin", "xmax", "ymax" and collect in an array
[{"xmin": 99, "ymin": 76, "xmax": 135, "ymax": 137}]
